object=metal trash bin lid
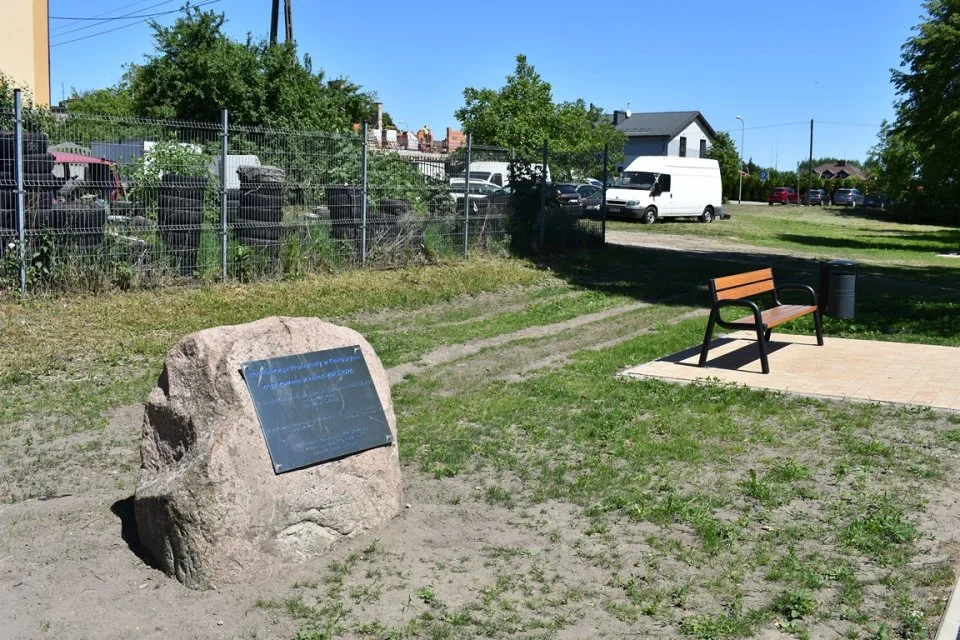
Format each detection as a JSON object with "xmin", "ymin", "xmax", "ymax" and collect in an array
[{"xmin": 827, "ymin": 259, "xmax": 858, "ymax": 273}]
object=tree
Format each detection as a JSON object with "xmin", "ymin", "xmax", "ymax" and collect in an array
[
  {"xmin": 799, "ymin": 157, "xmax": 864, "ymax": 170},
  {"xmin": 0, "ymin": 72, "xmax": 39, "ymax": 110},
  {"xmin": 101, "ymin": 5, "xmax": 385, "ymax": 130},
  {"xmin": 868, "ymin": 120, "xmax": 921, "ymax": 204},
  {"xmin": 66, "ymin": 85, "xmax": 135, "ymax": 116},
  {"xmin": 886, "ymin": 0, "xmax": 960, "ymax": 220},
  {"xmin": 454, "ymin": 55, "xmax": 625, "ymax": 176},
  {"xmin": 707, "ymin": 131, "xmax": 740, "ymax": 201}
]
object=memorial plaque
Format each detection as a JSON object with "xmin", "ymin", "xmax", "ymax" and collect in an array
[{"xmin": 241, "ymin": 346, "xmax": 392, "ymax": 473}]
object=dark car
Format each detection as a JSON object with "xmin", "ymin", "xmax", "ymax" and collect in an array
[
  {"xmin": 832, "ymin": 188, "xmax": 865, "ymax": 207},
  {"xmin": 573, "ymin": 183, "xmax": 602, "ymax": 215},
  {"xmin": 768, "ymin": 187, "xmax": 799, "ymax": 205},
  {"xmin": 863, "ymin": 192, "xmax": 891, "ymax": 210},
  {"xmin": 806, "ymin": 188, "xmax": 829, "ymax": 206},
  {"xmin": 552, "ymin": 183, "xmax": 583, "ymax": 216}
]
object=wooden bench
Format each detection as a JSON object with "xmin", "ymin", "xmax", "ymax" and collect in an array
[{"xmin": 698, "ymin": 268, "xmax": 823, "ymax": 374}]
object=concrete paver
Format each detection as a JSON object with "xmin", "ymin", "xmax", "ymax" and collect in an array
[{"xmin": 622, "ymin": 331, "xmax": 960, "ymax": 412}]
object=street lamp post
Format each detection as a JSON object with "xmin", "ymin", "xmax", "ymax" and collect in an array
[{"xmin": 735, "ymin": 115, "xmax": 744, "ymax": 205}]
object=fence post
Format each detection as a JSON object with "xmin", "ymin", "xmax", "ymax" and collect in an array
[
  {"xmin": 538, "ymin": 140, "xmax": 548, "ymax": 253},
  {"xmin": 14, "ymin": 89, "xmax": 26, "ymax": 301},
  {"xmin": 463, "ymin": 133, "xmax": 472, "ymax": 257},
  {"xmin": 361, "ymin": 120, "xmax": 368, "ymax": 267},
  {"xmin": 601, "ymin": 145, "xmax": 608, "ymax": 244},
  {"xmin": 219, "ymin": 108, "xmax": 229, "ymax": 281}
]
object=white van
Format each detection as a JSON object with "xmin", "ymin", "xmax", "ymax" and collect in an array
[
  {"xmin": 458, "ymin": 160, "xmax": 551, "ymax": 188},
  {"xmin": 605, "ymin": 156, "xmax": 724, "ymax": 223}
]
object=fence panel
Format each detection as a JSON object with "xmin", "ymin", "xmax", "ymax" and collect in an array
[
  {"xmin": 0, "ymin": 106, "xmax": 614, "ymax": 297},
  {"xmin": 543, "ymin": 149, "xmax": 607, "ymax": 252}
]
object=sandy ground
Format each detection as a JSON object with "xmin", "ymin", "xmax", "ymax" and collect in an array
[
  {"xmin": 3, "ymin": 233, "xmax": 959, "ymax": 639},
  {"xmin": 0, "ymin": 289, "xmax": 696, "ymax": 640}
]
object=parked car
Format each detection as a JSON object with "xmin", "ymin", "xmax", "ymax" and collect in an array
[
  {"xmin": 573, "ymin": 183, "xmax": 602, "ymax": 214},
  {"xmin": 768, "ymin": 187, "xmax": 799, "ymax": 205},
  {"xmin": 448, "ymin": 178, "xmax": 502, "ymax": 212},
  {"xmin": 552, "ymin": 183, "xmax": 583, "ymax": 216},
  {"xmin": 832, "ymin": 188, "xmax": 865, "ymax": 207},
  {"xmin": 806, "ymin": 188, "xmax": 829, "ymax": 206},
  {"xmin": 863, "ymin": 192, "xmax": 891, "ymax": 210}
]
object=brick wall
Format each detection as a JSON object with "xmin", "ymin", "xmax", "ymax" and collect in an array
[{"xmin": 445, "ymin": 128, "xmax": 466, "ymax": 153}]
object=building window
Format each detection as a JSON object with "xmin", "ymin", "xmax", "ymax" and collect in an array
[
  {"xmin": 679, "ymin": 137, "xmax": 687, "ymax": 157},
  {"xmin": 699, "ymin": 139, "xmax": 707, "ymax": 158}
]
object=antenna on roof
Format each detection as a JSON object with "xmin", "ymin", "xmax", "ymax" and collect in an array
[{"xmin": 625, "ymin": 101, "xmax": 632, "ymax": 118}]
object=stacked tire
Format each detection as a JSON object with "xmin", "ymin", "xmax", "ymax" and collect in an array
[
  {"xmin": 325, "ymin": 186, "xmax": 361, "ymax": 255},
  {"xmin": 34, "ymin": 202, "xmax": 107, "ymax": 254},
  {"xmin": 158, "ymin": 173, "xmax": 207, "ymax": 276},
  {"xmin": 0, "ymin": 132, "xmax": 60, "ymax": 244},
  {"xmin": 234, "ymin": 165, "xmax": 285, "ymax": 254}
]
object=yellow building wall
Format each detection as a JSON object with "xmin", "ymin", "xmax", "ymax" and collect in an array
[{"xmin": 0, "ymin": 0, "xmax": 50, "ymax": 106}]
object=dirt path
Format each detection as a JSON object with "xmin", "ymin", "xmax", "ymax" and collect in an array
[{"xmin": 605, "ymin": 229, "xmax": 815, "ymax": 261}]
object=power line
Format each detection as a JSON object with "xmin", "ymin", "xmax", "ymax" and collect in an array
[
  {"xmin": 51, "ymin": 0, "xmax": 178, "ymax": 39},
  {"xmin": 51, "ymin": 10, "xmax": 185, "ymax": 20},
  {"xmin": 817, "ymin": 121, "xmax": 883, "ymax": 128},
  {"xmin": 717, "ymin": 121, "xmax": 808, "ymax": 134},
  {"xmin": 51, "ymin": 0, "xmax": 222, "ymax": 48},
  {"xmin": 50, "ymin": 0, "xmax": 165, "ymax": 33}
]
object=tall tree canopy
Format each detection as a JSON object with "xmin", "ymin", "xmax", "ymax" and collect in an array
[
  {"xmin": 454, "ymin": 55, "xmax": 625, "ymax": 162},
  {"xmin": 706, "ymin": 131, "xmax": 740, "ymax": 199},
  {"xmin": 875, "ymin": 0, "xmax": 960, "ymax": 220},
  {"xmin": 68, "ymin": 6, "xmax": 383, "ymax": 130}
]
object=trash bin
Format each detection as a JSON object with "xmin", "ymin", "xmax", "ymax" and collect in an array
[{"xmin": 819, "ymin": 259, "xmax": 858, "ymax": 319}]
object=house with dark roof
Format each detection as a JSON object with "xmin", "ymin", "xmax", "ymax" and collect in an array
[
  {"xmin": 813, "ymin": 160, "xmax": 867, "ymax": 181},
  {"xmin": 612, "ymin": 111, "xmax": 717, "ymax": 166}
]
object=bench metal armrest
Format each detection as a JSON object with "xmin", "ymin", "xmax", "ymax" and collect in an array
[
  {"xmin": 715, "ymin": 298, "xmax": 764, "ymax": 327},
  {"xmin": 774, "ymin": 283, "xmax": 817, "ymax": 307}
]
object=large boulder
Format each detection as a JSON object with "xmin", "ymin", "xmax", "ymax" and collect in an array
[{"xmin": 134, "ymin": 316, "xmax": 402, "ymax": 590}]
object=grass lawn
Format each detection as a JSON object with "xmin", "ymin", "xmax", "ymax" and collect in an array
[
  {"xmin": 607, "ymin": 204, "xmax": 960, "ymax": 271},
  {"xmin": 2, "ymin": 208, "xmax": 960, "ymax": 638}
]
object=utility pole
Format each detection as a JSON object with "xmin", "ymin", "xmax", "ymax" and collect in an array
[
  {"xmin": 284, "ymin": 0, "xmax": 293, "ymax": 42},
  {"xmin": 270, "ymin": 0, "xmax": 279, "ymax": 46},
  {"xmin": 807, "ymin": 119, "xmax": 814, "ymax": 205},
  {"xmin": 270, "ymin": 0, "xmax": 293, "ymax": 46}
]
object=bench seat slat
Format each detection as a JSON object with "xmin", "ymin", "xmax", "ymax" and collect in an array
[{"xmin": 729, "ymin": 304, "xmax": 816, "ymax": 328}]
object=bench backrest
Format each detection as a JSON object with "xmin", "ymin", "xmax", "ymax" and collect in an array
[{"xmin": 709, "ymin": 268, "xmax": 775, "ymax": 303}]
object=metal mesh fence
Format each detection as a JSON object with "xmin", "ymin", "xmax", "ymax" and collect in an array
[{"xmin": 0, "ymin": 102, "xmax": 609, "ymax": 297}]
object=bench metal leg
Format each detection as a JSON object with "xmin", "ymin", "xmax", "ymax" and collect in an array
[
  {"xmin": 698, "ymin": 309, "xmax": 717, "ymax": 367},
  {"xmin": 763, "ymin": 329, "xmax": 772, "ymax": 342},
  {"xmin": 814, "ymin": 310, "xmax": 824, "ymax": 346},
  {"xmin": 756, "ymin": 324, "xmax": 770, "ymax": 374}
]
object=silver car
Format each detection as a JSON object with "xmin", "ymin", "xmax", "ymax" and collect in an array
[{"xmin": 832, "ymin": 188, "xmax": 864, "ymax": 207}]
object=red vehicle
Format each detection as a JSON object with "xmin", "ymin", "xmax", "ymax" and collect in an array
[
  {"xmin": 49, "ymin": 151, "xmax": 125, "ymax": 202},
  {"xmin": 768, "ymin": 186, "xmax": 799, "ymax": 205}
]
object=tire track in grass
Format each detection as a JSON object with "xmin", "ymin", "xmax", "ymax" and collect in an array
[
  {"xmin": 388, "ymin": 302, "xmax": 705, "ymax": 391},
  {"xmin": 494, "ymin": 307, "xmax": 708, "ymax": 383},
  {"xmin": 386, "ymin": 301, "xmax": 653, "ymax": 384}
]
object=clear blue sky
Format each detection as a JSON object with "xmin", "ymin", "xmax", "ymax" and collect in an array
[{"xmin": 49, "ymin": 0, "xmax": 925, "ymax": 170}]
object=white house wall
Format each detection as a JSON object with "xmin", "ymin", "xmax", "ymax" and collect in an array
[{"xmin": 667, "ymin": 121, "xmax": 712, "ymax": 158}]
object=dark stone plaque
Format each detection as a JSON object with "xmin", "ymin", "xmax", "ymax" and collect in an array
[{"xmin": 241, "ymin": 346, "xmax": 392, "ymax": 474}]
